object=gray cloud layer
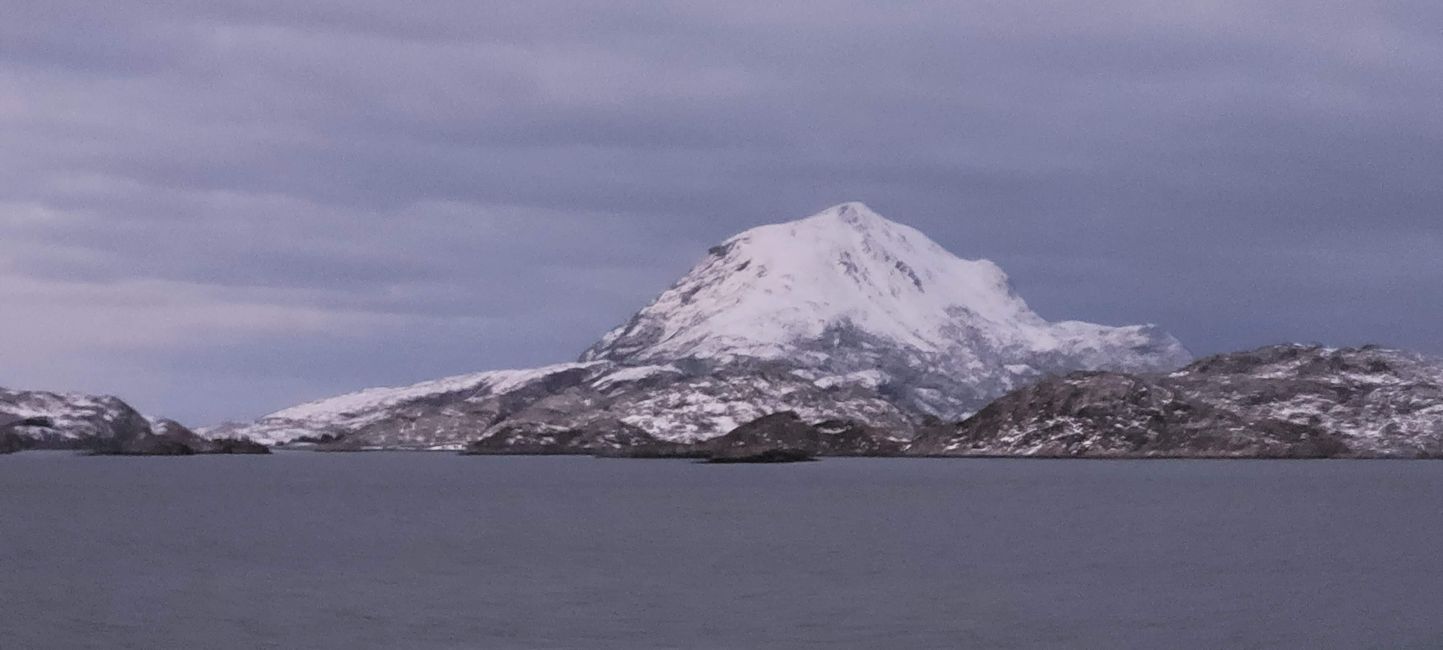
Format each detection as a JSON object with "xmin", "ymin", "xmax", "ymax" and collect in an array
[{"xmin": 2, "ymin": 1, "xmax": 1440, "ymax": 423}]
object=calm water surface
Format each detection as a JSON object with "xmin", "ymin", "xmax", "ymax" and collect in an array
[{"xmin": 2, "ymin": 452, "xmax": 1441, "ymax": 649}]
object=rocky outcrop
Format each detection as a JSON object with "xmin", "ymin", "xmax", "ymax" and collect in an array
[
  {"xmin": 705, "ymin": 449, "xmax": 816, "ymax": 464},
  {"xmin": 0, "ymin": 429, "xmax": 24, "ymax": 454},
  {"xmin": 592, "ymin": 412, "xmax": 902, "ymax": 460},
  {"xmin": 704, "ymin": 412, "xmax": 903, "ymax": 458},
  {"xmin": 908, "ymin": 345, "xmax": 1443, "ymax": 458},
  {"xmin": 90, "ymin": 436, "xmax": 197, "ymax": 456},
  {"xmin": 202, "ymin": 438, "xmax": 272, "ymax": 454},
  {"xmin": 705, "ymin": 412, "xmax": 821, "ymax": 461},
  {"xmin": 463, "ymin": 419, "xmax": 661, "ymax": 455},
  {"xmin": 1, "ymin": 414, "xmax": 41, "ymax": 453}
]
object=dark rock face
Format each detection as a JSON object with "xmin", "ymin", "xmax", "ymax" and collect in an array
[
  {"xmin": 88, "ymin": 432, "xmax": 273, "ymax": 456},
  {"xmin": 710, "ymin": 412, "xmax": 905, "ymax": 457},
  {"xmin": 707, "ymin": 412, "xmax": 821, "ymax": 459},
  {"xmin": 705, "ymin": 448, "xmax": 816, "ymax": 464},
  {"xmin": 463, "ymin": 420, "xmax": 663, "ymax": 455},
  {"xmin": 1, "ymin": 414, "xmax": 47, "ymax": 453},
  {"xmin": 908, "ymin": 345, "xmax": 1443, "ymax": 458},
  {"xmin": 90, "ymin": 436, "xmax": 197, "ymax": 456},
  {"xmin": 697, "ymin": 412, "xmax": 901, "ymax": 460},
  {"xmin": 290, "ymin": 433, "xmax": 347, "ymax": 446},
  {"xmin": 0, "ymin": 431, "xmax": 24, "ymax": 454},
  {"xmin": 203, "ymin": 438, "xmax": 272, "ymax": 454}
]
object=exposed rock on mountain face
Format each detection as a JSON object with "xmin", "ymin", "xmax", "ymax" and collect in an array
[
  {"xmin": 705, "ymin": 448, "xmax": 816, "ymax": 464},
  {"xmin": 462, "ymin": 419, "xmax": 660, "ymax": 455},
  {"xmin": 908, "ymin": 345, "xmax": 1443, "ymax": 458},
  {"xmin": 0, "ymin": 426, "xmax": 24, "ymax": 454},
  {"xmin": 0, "ymin": 388, "xmax": 267, "ymax": 455},
  {"xmin": 217, "ymin": 202, "xmax": 1189, "ymax": 449},
  {"xmin": 590, "ymin": 412, "xmax": 901, "ymax": 460},
  {"xmin": 706, "ymin": 412, "xmax": 904, "ymax": 458},
  {"xmin": 0, "ymin": 388, "xmax": 156, "ymax": 449},
  {"xmin": 705, "ymin": 412, "xmax": 825, "ymax": 461},
  {"xmin": 212, "ymin": 360, "xmax": 917, "ymax": 449}
]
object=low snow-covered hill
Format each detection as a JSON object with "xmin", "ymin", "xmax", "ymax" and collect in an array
[
  {"xmin": 0, "ymin": 387, "xmax": 260, "ymax": 453},
  {"xmin": 0, "ymin": 387, "xmax": 156, "ymax": 447},
  {"xmin": 908, "ymin": 345, "xmax": 1443, "ymax": 458}
]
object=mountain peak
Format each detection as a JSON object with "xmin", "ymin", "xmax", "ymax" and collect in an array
[
  {"xmin": 771, "ymin": 201, "xmax": 918, "ymax": 246},
  {"xmin": 725, "ymin": 202, "xmax": 957, "ymax": 280},
  {"xmin": 805, "ymin": 201, "xmax": 886, "ymax": 228},
  {"xmin": 582, "ymin": 203, "xmax": 1034, "ymax": 362},
  {"xmin": 582, "ymin": 204, "xmax": 1191, "ymax": 400}
]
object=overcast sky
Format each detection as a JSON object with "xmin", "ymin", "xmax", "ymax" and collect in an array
[{"xmin": 2, "ymin": 1, "xmax": 1440, "ymax": 424}]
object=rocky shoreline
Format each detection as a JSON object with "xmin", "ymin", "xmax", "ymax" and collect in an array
[{"xmin": 86, "ymin": 437, "xmax": 271, "ymax": 456}]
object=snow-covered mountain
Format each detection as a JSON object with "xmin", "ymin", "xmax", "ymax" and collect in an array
[
  {"xmin": 213, "ymin": 202, "xmax": 1191, "ymax": 448},
  {"xmin": 583, "ymin": 202, "xmax": 1190, "ymax": 418},
  {"xmin": 908, "ymin": 345, "xmax": 1443, "ymax": 458}
]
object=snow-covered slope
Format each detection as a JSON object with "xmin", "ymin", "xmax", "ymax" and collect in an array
[
  {"xmin": 203, "ymin": 362, "xmax": 605, "ymax": 447},
  {"xmin": 584, "ymin": 202, "xmax": 1190, "ymax": 418},
  {"xmin": 216, "ymin": 202, "xmax": 1191, "ymax": 447},
  {"xmin": 208, "ymin": 359, "xmax": 916, "ymax": 448},
  {"xmin": 0, "ymin": 387, "xmax": 158, "ymax": 447},
  {"xmin": 586, "ymin": 203, "xmax": 1041, "ymax": 360},
  {"xmin": 909, "ymin": 345, "xmax": 1443, "ymax": 458}
]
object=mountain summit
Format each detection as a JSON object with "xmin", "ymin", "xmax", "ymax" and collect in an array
[
  {"xmin": 212, "ymin": 202, "xmax": 1191, "ymax": 447},
  {"xmin": 584, "ymin": 202, "xmax": 1035, "ymax": 362},
  {"xmin": 585, "ymin": 202, "xmax": 1191, "ymax": 418}
]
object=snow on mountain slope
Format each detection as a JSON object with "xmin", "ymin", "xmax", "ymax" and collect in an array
[
  {"xmin": 207, "ymin": 358, "xmax": 917, "ymax": 447},
  {"xmin": 585, "ymin": 202, "xmax": 1043, "ymax": 360},
  {"xmin": 205, "ymin": 362, "xmax": 605, "ymax": 446},
  {"xmin": 909, "ymin": 345, "xmax": 1443, "ymax": 457},
  {"xmin": 0, "ymin": 387, "xmax": 156, "ymax": 446},
  {"xmin": 269, "ymin": 362, "xmax": 604, "ymax": 425},
  {"xmin": 584, "ymin": 202, "xmax": 1191, "ymax": 418},
  {"xmin": 215, "ymin": 202, "xmax": 1192, "ymax": 447}
]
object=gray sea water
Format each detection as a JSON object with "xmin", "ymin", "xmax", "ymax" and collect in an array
[{"xmin": 2, "ymin": 452, "xmax": 1441, "ymax": 649}]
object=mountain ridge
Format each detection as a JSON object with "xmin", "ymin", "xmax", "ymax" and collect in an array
[{"xmin": 908, "ymin": 344, "xmax": 1443, "ymax": 458}]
